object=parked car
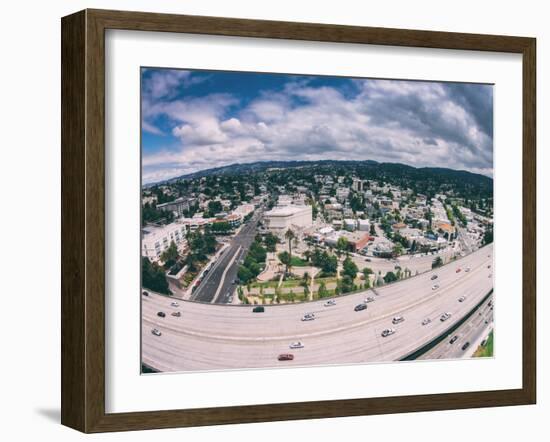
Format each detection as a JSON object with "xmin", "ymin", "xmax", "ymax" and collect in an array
[
  {"xmin": 151, "ymin": 328, "xmax": 161, "ymax": 336},
  {"xmin": 392, "ymin": 316, "xmax": 404, "ymax": 325},
  {"xmin": 381, "ymin": 328, "xmax": 396, "ymax": 337},
  {"xmin": 289, "ymin": 341, "xmax": 304, "ymax": 349},
  {"xmin": 171, "ymin": 311, "xmax": 181, "ymax": 317},
  {"xmin": 278, "ymin": 354, "xmax": 294, "ymax": 361},
  {"xmin": 252, "ymin": 306, "xmax": 265, "ymax": 313},
  {"xmin": 354, "ymin": 303, "xmax": 367, "ymax": 312},
  {"xmin": 157, "ymin": 311, "xmax": 166, "ymax": 318},
  {"xmin": 422, "ymin": 318, "xmax": 432, "ymax": 326}
]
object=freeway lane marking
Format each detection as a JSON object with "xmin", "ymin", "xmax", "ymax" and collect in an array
[{"xmin": 211, "ymin": 246, "xmax": 242, "ymax": 304}]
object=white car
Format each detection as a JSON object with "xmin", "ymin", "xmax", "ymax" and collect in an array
[
  {"xmin": 392, "ymin": 316, "xmax": 405, "ymax": 325},
  {"xmin": 440, "ymin": 312, "xmax": 452, "ymax": 322},
  {"xmin": 458, "ymin": 296, "xmax": 466, "ymax": 302},
  {"xmin": 432, "ymin": 284, "xmax": 439, "ymax": 290},
  {"xmin": 301, "ymin": 313, "xmax": 315, "ymax": 321},
  {"xmin": 289, "ymin": 341, "xmax": 304, "ymax": 349},
  {"xmin": 171, "ymin": 301, "xmax": 179, "ymax": 307},
  {"xmin": 422, "ymin": 318, "xmax": 432, "ymax": 326},
  {"xmin": 324, "ymin": 299, "xmax": 336, "ymax": 307},
  {"xmin": 365, "ymin": 296, "xmax": 375, "ymax": 303},
  {"xmin": 381, "ymin": 328, "xmax": 396, "ymax": 337},
  {"xmin": 151, "ymin": 328, "xmax": 162, "ymax": 337},
  {"xmin": 465, "ymin": 267, "xmax": 471, "ymax": 273}
]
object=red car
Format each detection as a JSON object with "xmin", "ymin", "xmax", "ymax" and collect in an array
[
  {"xmin": 456, "ymin": 268, "xmax": 462, "ymax": 273},
  {"xmin": 278, "ymin": 354, "xmax": 294, "ymax": 361}
]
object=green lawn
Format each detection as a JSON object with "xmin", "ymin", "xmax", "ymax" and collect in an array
[
  {"xmin": 290, "ymin": 256, "xmax": 309, "ymax": 267},
  {"xmin": 473, "ymin": 331, "xmax": 494, "ymax": 357}
]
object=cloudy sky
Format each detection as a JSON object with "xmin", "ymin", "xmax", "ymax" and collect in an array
[{"xmin": 141, "ymin": 68, "xmax": 493, "ymax": 184}]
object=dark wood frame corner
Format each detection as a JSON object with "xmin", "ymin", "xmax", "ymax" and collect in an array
[{"xmin": 61, "ymin": 8, "xmax": 536, "ymax": 433}]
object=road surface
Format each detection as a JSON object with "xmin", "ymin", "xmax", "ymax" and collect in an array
[
  {"xmin": 142, "ymin": 244, "xmax": 494, "ymax": 372},
  {"xmin": 189, "ymin": 210, "xmax": 262, "ymax": 303}
]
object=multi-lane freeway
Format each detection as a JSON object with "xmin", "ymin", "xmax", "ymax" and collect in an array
[
  {"xmin": 142, "ymin": 244, "xmax": 493, "ymax": 372},
  {"xmin": 189, "ymin": 210, "xmax": 263, "ymax": 303}
]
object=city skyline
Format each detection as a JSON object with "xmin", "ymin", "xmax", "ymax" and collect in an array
[{"xmin": 141, "ymin": 68, "xmax": 494, "ymax": 184}]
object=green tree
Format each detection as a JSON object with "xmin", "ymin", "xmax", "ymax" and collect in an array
[
  {"xmin": 336, "ymin": 236, "xmax": 349, "ymax": 257},
  {"xmin": 278, "ymin": 251, "xmax": 292, "ymax": 276},
  {"xmin": 238, "ymin": 265, "xmax": 254, "ymax": 284},
  {"xmin": 342, "ymin": 256, "xmax": 358, "ymax": 280},
  {"xmin": 285, "ymin": 228, "xmax": 296, "ymax": 258},
  {"xmin": 318, "ymin": 281, "xmax": 329, "ymax": 298},
  {"xmin": 383, "ymin": 271, "xmax": 398, "ymax": 284},
  {"xmin": 341, "ymin": 275, "xmax": 354, "ymax": 293},
  {"xmin": 264, "ymin": 233, "xmax": 278, "ymax": 252},
  {"xmin": 141, "ymin": 257, "xmax": 170, "ymax": 295},
  {"xmin": 432, "ymin": 256, "xmax": 443, "ymax": 269},
  {"xmin": 207, "ymin": 200, "xmax": 223, "ymax": 215},
  {"xmin": 160, "ymin": 241, "xmax": 179, "ymax": 268}
]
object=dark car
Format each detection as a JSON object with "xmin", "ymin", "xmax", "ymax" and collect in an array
[
  {"xmin": 252, "ymin": 306, "xmax": 265, "ymax": 313},
  {"xmin": 354, "ymin": 303, "xmax": 367, "ymax": 312},
  {"xmin": 278, "ymin": 353, "xmax": 294, "ymax": 361},
  {"xmin": 449, "ymin": 335, "xmax": 458, "ymax": 344},
  {"xmin": 431, "ymin": 275, "xmax": 438, "ymax": 280},
  {"xmin": 142, "ymin": 290, "xmax": 149, "ymax": 296},
  {"xmin": 157, "ymin": 311, "xmax": 166, "ymax": 318},
  {"xmin": 462, "ymin": 342, "xmax": 471, "ymax": 351}
]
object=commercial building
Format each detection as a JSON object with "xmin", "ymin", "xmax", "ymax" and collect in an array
[
  {"xmin": 324, "ymin": 231, "xmax": 371, "ymax": 252},
  {"xmin": 264, "ymin": 205, "xmax": 312, "ymax": 233},
  {"xmin": 156, "ymin": 197, "xmax": 190, "ymax": 216},
  {"xmin": 142, "ymin": 222, "xmax": 188, "ymax": 262}
]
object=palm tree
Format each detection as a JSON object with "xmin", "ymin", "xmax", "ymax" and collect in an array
[{"xmin": 285, "ymin": 228, "xmax": 296, "ymax": 259}]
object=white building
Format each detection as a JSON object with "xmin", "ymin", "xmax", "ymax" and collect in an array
[
  {"xmin": 233, "ymin": 203, "xmax": 255, "ymax": 218},
  {"xmin": 264, "ymin": 205, "xmax": 312, "ymax": 233},
  {"xmin": 357, "ymin": 219, "xmax": 371, "ymax": 232},
  {"xmin": 142, "ymin": 222, "xmax": 188, "ymax": 262},
  {"xmin": 344, "ymin": 218, "xmax": 357, "ymax": 231}
]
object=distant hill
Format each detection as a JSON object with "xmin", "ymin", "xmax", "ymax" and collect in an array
[{"xmin": 143, "ymin": 159, "xmax": 492, "ymax": 200}]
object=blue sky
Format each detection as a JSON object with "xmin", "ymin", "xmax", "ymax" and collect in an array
[{"xmin": 141, "ymin": 68, "xmax": 493, "ymax": 184}]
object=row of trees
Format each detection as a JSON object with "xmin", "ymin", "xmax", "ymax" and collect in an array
[{"xmin": 238, "ymin": 239, "xmax": 267, "ymax": 284}]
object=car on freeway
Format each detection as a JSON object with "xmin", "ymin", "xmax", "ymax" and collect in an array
[
  {"xmin": 365, "ymin": 258, "xmax": 372, "ymax": 262},
  {"xmin": 449, "ymin": 335, "xmax": 459, "ymax": 344},
  {"xmin": 171, "ymin": 301, "xmax": 179, "ymax": 307},
  {"xmin": 142, "ymin": 290, "xmax": 149, "ymax": 296},
  {"xmin": 324, "ymin": 299, "xmax": 336, "ymax": 307},
  {"xmin": 458, "ymin": 296, "xmax": 466, "ymax": 302},
  {"xmin": 456, "ymin": 268, "xmax": 462, "ymax": 273},
  {"xmin": 465, "ymin": 267, "xmax": 471, "ymax": 273},
  {"xmin": 278, "ymin": 354, "xmax": 294, "ymax": 361},
  {"xmin": 354, "ymin": 303, "xmax": 367, "ymax": 312},
  {"xmin": 365, "ymin": 296, "xmax": 375, "ymax": 303},
  {"xmin": 157, "ymin": 311, "xmax": 166, "ymax": 318},
  {"xmin": 487, "ymin": 265, "xmax": 491, "ymax": 269},
  {"xmin": 431, "ymin": 275, "xmax": 438, "ymax": 280},
  {"xmin": 252, "ymin": 306, "xmax": 265, "ymax": 313},
  {"xmin": 151, "ymin": 328, "xmax": 162, "ymax": 336},
  {"xmin": 171, "ymin": 311, "xmax": 181, "ymax": 317},
  {"xmin": 392, "ymin": 316, "xmax": 405, "ymax": 325},
  {"xmin": 462, "ymin": 342, "xmax": 471, "ymax": 351},
  {"xmin": 432, "ymin": 284, "xmax": 439, "ymax": 290},
  {"xmin": 302, "ymin": 313, "xmax": 316, "ymax": 321},
  {"xmin": 422, "ymin": 318, "xmax": 432, "ymax": 326},
  {"xmin": 381, "ymin": 328, "xmax": 396, "ymax": 337},
  {"xmin": 289, "ymin": 341, "xmax": 304, "ymax": 349},
  {"xmin": 440, "ymin": 312, "xmax": 452, "ymax": 322}
]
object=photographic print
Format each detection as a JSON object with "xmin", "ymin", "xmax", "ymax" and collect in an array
[{"xmin": 140, "ymin": 68, "xmax": 494, "ymax": 373}]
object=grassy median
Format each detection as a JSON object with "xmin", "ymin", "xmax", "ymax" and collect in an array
[{"xmin": 473, "ymin": 331, "xmax": 494, "ymax": 357}]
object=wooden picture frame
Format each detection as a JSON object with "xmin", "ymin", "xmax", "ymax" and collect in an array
[{"xmin": 61, "ymin": 8, "xmax": 536, "ymax": 433}]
